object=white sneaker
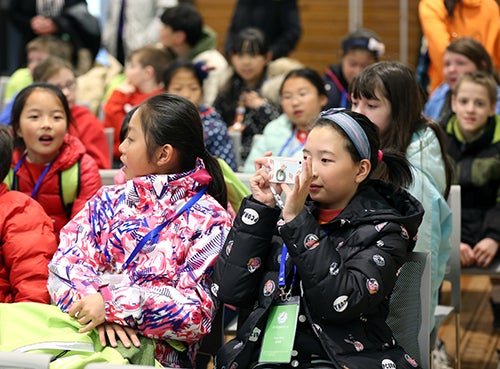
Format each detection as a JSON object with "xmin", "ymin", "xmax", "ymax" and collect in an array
[{"xmin": 432, "ymin": 338, "xmax": 453, "ymax": 369}]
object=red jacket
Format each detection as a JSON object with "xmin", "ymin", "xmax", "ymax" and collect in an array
[
  {"xmin": 102, "ymin": 88, "xmax": 163, "ymax": 160},
  {"xmin": 70, "ymin": 105, "xmax": 111, "ymax": 169},
  {"xmin": 0, "ymin": 183, "xmax": 58, "ymax": 303},
  {"xmin": 11, "ymin": 134, "xmax": 102, "ymax": 237}
]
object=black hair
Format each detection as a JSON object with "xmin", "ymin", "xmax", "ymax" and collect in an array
[
  {"xmin": 228, "ymin": 27, "xmax": 269, "ymax": 56},
  {"xmin": 10, "ymin": 83, "xmax": 72, "ymax": 151},
  {"xmin": 0, "ymin": 125, "xmax": 13, "ymax": 182},
  {"xmin": 120, "ymin": 106, "xmax": 139, "ymax": 144},
  {"xmin": 349, "ymin": 61, "xmax": 453, "ymax": 197},
  {"xmin": 279, "ymin": 67, "xmax": 327, "ymax": 97},
  {"xmin": 341, "ymin": 29, "xmax": 385, "ymax": 61},
  {"xmin": 160, "ymin": 4, "xmax": 203, "ymax": 47},
  {"xmin": 314, "ymin": 110, "xmax": 413, "ymax": 189},
  {"xmin": 139, "ymin": 93, "xmax": 227, "ymax": 208},
  {"xmin": 445, "ymin": 37, "xmax": 500, "ymax": 84},
  {"xmin": 163, "ymin": 60, "xmax": 207, "ymax": 89},
  {"xmin": 444, "ymin": 0, "xmax": 461, "ymax": 17}
]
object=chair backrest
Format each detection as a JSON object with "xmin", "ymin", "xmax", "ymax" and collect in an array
[
  {"xmin": 99, "ymin": 168, "xmax": 119, "ymax": 186},
  {"xmin": 228, "ymin": 130, "xmax": 242, "ymax": 170},
  {"xmin": 104, "ymin": 127, "xmax": 115, "ymax": 165},
  {"xmin": 0, "ymin": 352, "xmax": 54, "ymax": 369},
  {"xmin": 0, "ymin": 75, "xmax": 9, "ymax": 110},
  {"xmin": 198, "ymin": 304, "xmax": 225, "ymax": 357},
  {"xmin": 387, "ymin": 251, "xmax": 431, "ymax": 369},
  {"xmin": 444, "ymin": 184, "xmax": 461, "ymax": 312}
]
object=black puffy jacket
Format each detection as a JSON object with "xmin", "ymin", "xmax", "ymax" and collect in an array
[{"xmin": 212, "ymin": 180, "xmax": 424, "ymax": 369}]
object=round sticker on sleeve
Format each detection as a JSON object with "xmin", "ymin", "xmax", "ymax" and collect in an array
[
  {"xmin": 366, "ymin": 278, "xmax": 379, "ymax": 294},
  {"xmin": 381, "ymin": 359, "xmax": 396, "ymax": 369},
  {"xmin": 210, "ymin": 283, "xmax": 219, "ymax": 297},
  {"xmin": 247, "ymin": 257, "xmax": 261, "ymax": 273},
  {"xmin": 241, "ymin": 208, "xmax": 259, "ymax": 225},
  {"xmin": 333, "ymin": 295, "xmax": 348, "ymax": 312},
  {"xmin": 304, "ymin": 234, "xmax": 320, "ymax": 250},
  {"xmin": 263, "ymin": 280, "xmax": 276, "ymax": 296}
]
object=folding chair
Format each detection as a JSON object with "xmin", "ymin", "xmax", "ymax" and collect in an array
[
  {"xmin": 196, "ymin": 306, "xmax": 225, "ymax": 368},
  {"xmin": 104, "ymin": 127, "xmax": 115, "ymax": 166},
  {"xmin": 228, "ymin": 130, "xmax": 242, "ymax": 171},
  {"xmin": 0, "ymin": 352, "xmax": 53, "ymax": 369},
  {"xmin": 99, "ymin": 169, "xmax": 119, "ymax": 186},
  {"xmin": 434, "ymin": 184, "xmax": 461, "ymax": 369},
  {"xmin": 387, "ymin": 251, "xmax": 432, "ymax": 369}
]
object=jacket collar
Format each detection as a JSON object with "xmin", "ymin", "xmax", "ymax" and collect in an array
[{"xmin": 124, "ymin": 158, "xmax": 211, "ymax": 209}]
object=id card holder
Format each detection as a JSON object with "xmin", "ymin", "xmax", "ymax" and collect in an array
[{"xmin": 258, "ymin": 296, "xmax": 300, "ymax": 363}]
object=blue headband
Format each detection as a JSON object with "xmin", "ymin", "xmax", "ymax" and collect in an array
[{"xmin": 318, "ymin": 108, "xmax": 371, "ymax": 160}]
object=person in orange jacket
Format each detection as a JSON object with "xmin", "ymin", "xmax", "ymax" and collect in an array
[{"xmin": 419, "ymin": 0, "xmax": 500, "ymax": 93}]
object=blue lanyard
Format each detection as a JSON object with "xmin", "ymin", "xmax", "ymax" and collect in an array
[
  {"xmin": 13, "ymin": 153, "xmax": 54, "ymax": 199},
  {"xmin": 121, "ymin": 186, "xmax": 208, "ymax": 271},
  {"xmin": 278, "ymin": 243, "xmax": 296, "ymax": 301},
  {"xmin": 278, "ymin": 129, "xmax": 306, "ymax": 157}
]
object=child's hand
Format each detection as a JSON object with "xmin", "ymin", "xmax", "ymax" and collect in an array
[
  {"xmin": 472, "ymin": 237, "xmax": 499, "ymax": 268},
  {"xmin": 118, "ymin": 79, "xmax": 136, "ymax": 94},
  {"xmin": 251, "ymin": 153, "xmax": 278, "ymax": 207},
  {"xmin": 242, "ymin": 90, "xmax": 266, "ymax": 110},
  {"xmin": 97, "ymin": 322, "xmax": 141, "ymax": 348},
  {"xmin": 460, "ymin": 242, "xmax": 476, "ymax": 267},
  {"xmin": 69, "ymin": 292, "xmax": 106, "ymax": 333},
  {"xmin": 281, "ymin": 156, "xmax": 312, "ymax": 222},
  {"xmin": 31, "ymin": 16, "xmax": 58, "ymax": 35}
]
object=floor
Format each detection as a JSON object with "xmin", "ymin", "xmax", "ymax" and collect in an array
[{"xmin": 439, "ymin": 274, "xmax": 500, "ymax": 369}]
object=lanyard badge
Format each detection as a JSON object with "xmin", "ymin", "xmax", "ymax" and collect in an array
[{"xmin": 258, "ymin": 244, "xmax": 300, "ymax": 363}]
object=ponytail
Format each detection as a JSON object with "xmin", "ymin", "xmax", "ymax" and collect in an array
[
  {"xmin": 375, "ymin": 148, "xmax": 413, "ymax": 190},
  {"xmin": 200, "ymin": 150, "xmax": 228, "ymax": 210}
]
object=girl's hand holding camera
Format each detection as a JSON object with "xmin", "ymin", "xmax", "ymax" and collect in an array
[
  {"xmin": 251, "ymin": 153, "xmax": 278, "ymax": 208},
  {"xmin": 281, "ymin": 156, "xmax": 312, "ymax": 223},
  {"xmin": 251, "ymin": 154, "xmax": 313, "ymax": 223}
]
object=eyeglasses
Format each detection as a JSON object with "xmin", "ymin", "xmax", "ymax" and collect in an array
[{"xmin": 53, "ymin": 80, "xmax": 76, "ymax": 91}]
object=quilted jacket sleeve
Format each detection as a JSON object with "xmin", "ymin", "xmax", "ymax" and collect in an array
[
  {"xmin": 1, "ymin": 191, "xmax": 57, "ymax": 303},
  {"xmin": 213, "ymin": 196, "xmax": 281, "ymax": 306}
]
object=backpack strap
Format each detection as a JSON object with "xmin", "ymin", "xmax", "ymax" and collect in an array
[
  {"xmin": 4, "ymin": 168, "xmax": 15, "ymax": 190},
  {"xmin": 324, "ymin": 68, "xmax": 349, "ymax": 108},
  {"xmin": 59, "ymin": 160, "xmax": 81, "ymax": 218}
]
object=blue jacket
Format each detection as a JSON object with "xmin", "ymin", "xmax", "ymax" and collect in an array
[{"xmin": 243, "ymin": 113, "xmax": 304, "ymax": 173}]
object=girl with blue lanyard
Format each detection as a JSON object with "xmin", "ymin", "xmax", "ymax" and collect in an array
[
  {"xmin": 243, "ymin": 67, "xmax": 327, "ymax": 173},
  {"xmin": 47, "ymin": 94, "xmax": 233, "ymax": 368},
  {"xmin": 7, "ymin": 83, "xmax": 101, "ymax": 239},
  {"xmin": 213, "ymin": 109, "xmax": 425, "ymax": 369}
]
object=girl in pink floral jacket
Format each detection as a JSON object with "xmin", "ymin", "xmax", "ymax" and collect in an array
[{"xmin": 48, "ymin": 94, "xmax": 233, "ymax": 367}]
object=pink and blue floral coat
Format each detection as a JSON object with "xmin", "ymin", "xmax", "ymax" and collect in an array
[{"xmin": 48, "ymin": 161, "xmax": 233, "ymax": 367}]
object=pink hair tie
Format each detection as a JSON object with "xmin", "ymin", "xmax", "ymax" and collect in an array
[{"xmin": 377, "ymin": 150, "xmax": 383, "ymax": 162}]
